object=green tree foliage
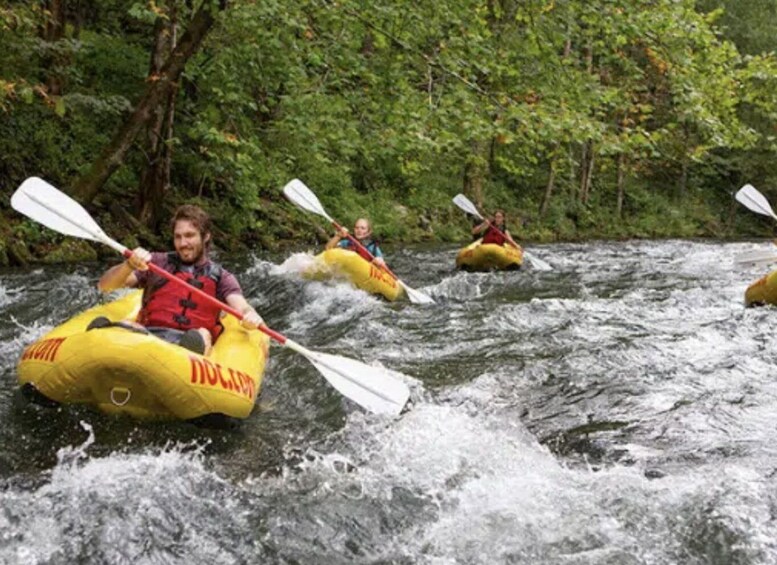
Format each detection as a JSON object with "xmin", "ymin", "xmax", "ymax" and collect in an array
[{"xmin": 2, "ymin": 0, "xmax": 777, "ymax": 262}]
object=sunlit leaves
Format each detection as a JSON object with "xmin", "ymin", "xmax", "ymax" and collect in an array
[{"xmin": 2, "ymin": 0, "xmax": 776, "ymax": 235}]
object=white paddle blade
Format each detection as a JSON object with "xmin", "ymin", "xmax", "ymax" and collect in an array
[
  {"xmin": 453, "ymin": 193, "xmax": 483, "ymax": 219},
  {"xmin": 400, "ymin": 281, "xmax": 436, "ymax": 304},
  {"xmin": 734, "ymin": 249, "xmax": 777, "ymax": 266},
  {"xmin": 11, "ymin": 177, "xmax": 119, "ymax": 249},
  {"xmin": 525, "ymin": 251, "xmax": 553, "ymax": 271},
  {"xmin": 302, "ymin": 349, "xmax": 410, "ymax": 415},
  {"xmin": 736, "ymin": 184, "xmax": 777, "ymax": 220},
  {"xmin": 283, "ymin": 179, "xmax": 333, "ymax": 222}
]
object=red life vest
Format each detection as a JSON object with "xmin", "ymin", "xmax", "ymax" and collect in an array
[
  {"xmin": 482, "ymin": 225, "xmax": 507, "ymax": 246},
  {"xmin": 137, "ymin": 253, "xmax": 224, "ymax": 340},
  {"xmin": 341, "ymin": 238, "xmax": 380, "ymax": 262}
]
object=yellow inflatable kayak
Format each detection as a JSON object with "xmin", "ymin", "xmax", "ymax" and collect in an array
[
  {"xmin": 304, "ymin": 248, "xmax": 404, "ymax": 301},
  {"xmin": 18, "ymin": 290, "xmax": 270, "ymax": 422},
  {"xmin": 745, "ymin": 270, "xmax": 777, "ymax": 306},
  {"xmin": 455, "ymin": 239, "xmax": 524, "ymax": 271}
]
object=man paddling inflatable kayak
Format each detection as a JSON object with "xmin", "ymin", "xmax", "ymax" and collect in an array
[
  {"xmin": 94, "ymin": 204, "xmax": 264, "ymax": 355},
  {"xmin": 13, "ymin": 177, "xmax": 410, "ymax": 416}
]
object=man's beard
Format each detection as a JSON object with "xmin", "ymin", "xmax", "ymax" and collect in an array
[{"xmin": 178, "ymin": 246, "xmax": 204, "ymax": 265}]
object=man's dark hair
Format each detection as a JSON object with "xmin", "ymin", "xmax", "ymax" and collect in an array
[{"xmin": 170, "ymin": 205, "xmax": 212, "ymax": 249}]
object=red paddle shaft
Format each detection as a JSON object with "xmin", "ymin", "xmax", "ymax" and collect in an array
[
  {"xmin": 481, "ymin": 219, "xmax": 519, "ymax": 250},
  {"xmin": 122, "ymin": 249, "xmax": 287, "ymax": 345}
]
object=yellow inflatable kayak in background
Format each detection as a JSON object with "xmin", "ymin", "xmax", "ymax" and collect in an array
[
  {"xmin": 455, "ymin": 239, "xmax": 524, "ymax": 271},
  {"xmin": 304, "ymin": 248, "xmax": 404, "ymax": 301},
  {"xmin": 18, "ymin": 290, "xmax": 270, "ymax": 422},
  {"xmin": 745, "ymin": 270, "xmax": 777, "ymax": 307}
]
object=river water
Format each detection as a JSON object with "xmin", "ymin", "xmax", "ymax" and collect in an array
[{"xmin": 1, "ymin": 240, "xmax": 777, "ymax": 564}]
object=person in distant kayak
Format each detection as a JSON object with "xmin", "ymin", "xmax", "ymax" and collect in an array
[
  {"xmin": 93, "ymin": 204, "xmax": 264, "ymax": 355},
  {"xmin": 326, "ymin": 217, "xmax": 387, "ymax": 268},
  {"xmin": 472, "ymin": 209, "xmax": 521, "ymax": 249}
]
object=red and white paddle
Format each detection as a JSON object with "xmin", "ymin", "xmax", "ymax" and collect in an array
[
  {"xmin": 452, "ymin": 193, "xmax": 552, "ymax": 271},
  {"xmin": 11, "ymin": 177, "xmax": 410, "ymax": 416},
  {"xmin": 283, "ymin": 178, "xmax": 436, "ymax": 304}
]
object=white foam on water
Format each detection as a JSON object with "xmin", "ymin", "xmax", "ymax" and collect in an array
[
  {"xmin": 246, "ymin": 255, "xmax": 285, "ymax": 277},
  {"xmin": 0, "ymin": 423, "xmax": 255, "ymax": 565},
  {"xmin": 269, "ymin": 252, "xmax": 318, "ymax": 276},
  {"xmin": 426, "ymin": 271, "xmax": 487, "ymax": 301},
  {"xmin": 247, "ymin": 370, "xmax": 777, "ymax": 563},
  {"xmin": 0, "ymin": 318, "xmax": 54, "ymax": 372},
  {"xmin": 285, "ymin": 281, "xmax": 379, "ymax": 330},
  {"xmin": 5, "ymin": 239, "xmax": 777, "ymax": 563}
]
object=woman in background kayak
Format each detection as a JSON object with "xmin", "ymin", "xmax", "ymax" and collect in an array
[
  {"xmin": 472, "ymin": 209, "xmax": 521, "ymax": 249},
  {"xmin": 326, "ymin": 218, "xmax": 387, "ymax": 268}
]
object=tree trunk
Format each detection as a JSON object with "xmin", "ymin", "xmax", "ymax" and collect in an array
[
  {"xmin": 584, "ymin": 43, "xmax": 593, "ymax": 74},
  {"xmin": 567, "ymin": 144, "xmax": 576, "ymax": 203},
  {"xmin": 585, "ymin": 146, "xmax": 595, "ymax": 204},
  {"xmin": 41, "ymin": 0, "xmax": 67, "ymax": 95},
  {"xmin": 463, "ymin": 162, "xmax": 484, "ymax": 211},
  {"xmin": 578, "ymin": 42, "xmax": 595, "ymax": 205},
  {"xmin": 539, "ymin": 157, "xmax": 557, "ymax": 219},
  {"xmin": 725, "ymin": 177, "xmax": 740, "ymax": 235},
  {"xmin": 579, "ymin": 141, "xmax": 596, "ymax": 204},
  {"xmin": 72, "ymin": 0, "xmax": 227, "ymax": 204},
  {"xmin": 679, "ymin": 122, "xmax": 690, "ymax": 198},
  {"xmin": 137, "ymin": 4, "xmax": 179, "ymax": 230},
  {"xmin": 578, "ymin": 142, "xmax": 587, "ymax": 202},
  {"xmin": 72, "ymin": 0, "xmax": 83, "ymax": 38},
  {"xmin": 463, "ymin": 141, "xmax": 488, "ymax": 210},
  {"xmin": 616, "ymin": 153, "xmax": 625, "ymax": 217}
]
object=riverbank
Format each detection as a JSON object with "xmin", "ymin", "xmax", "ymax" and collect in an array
[{"xmin": 0, "ymin": 182, "xmax": 766, "ymax": 267}]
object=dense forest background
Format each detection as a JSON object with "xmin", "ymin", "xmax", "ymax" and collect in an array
[{"xmin": 2, "ymin": 0, "xmax": 777, "ymax": 265}]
